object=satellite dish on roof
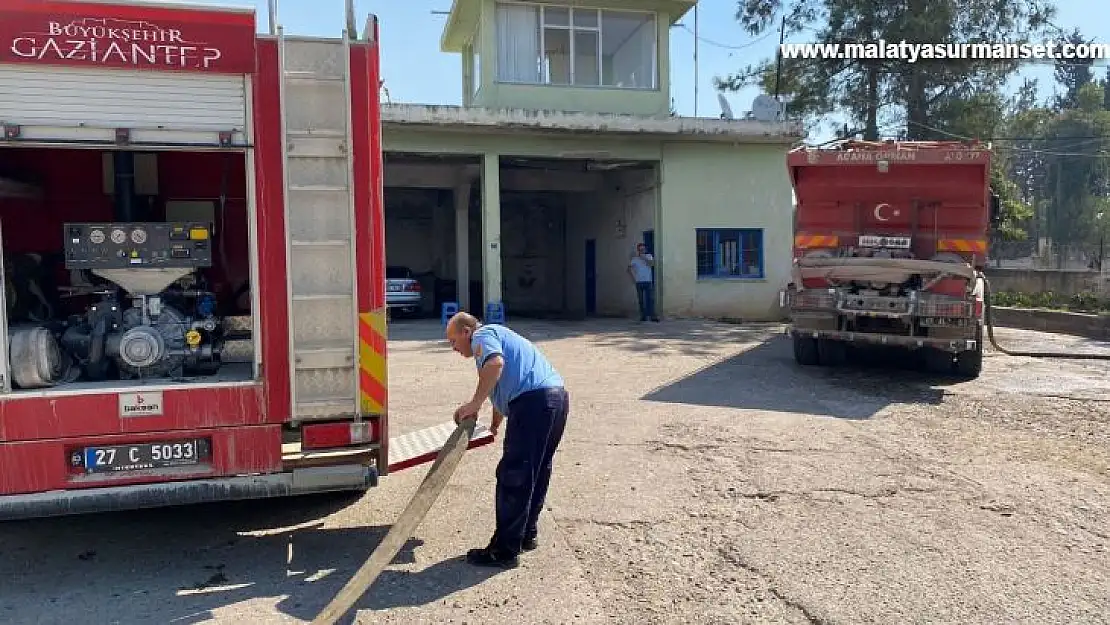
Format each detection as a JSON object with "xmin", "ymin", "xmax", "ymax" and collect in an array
[
  {"xmin": 751, "ymin": 94, "xmax": 784, "ymax": 122},
  {"xmin": 717, "ymin": 93, "xmax": 734, "ymax": 120}
]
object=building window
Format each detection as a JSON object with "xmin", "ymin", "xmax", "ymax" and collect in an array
[
  {"xmin": 696, "ymin": 229, "xmax": 764, "ymax": 279},
  {"xmin": 494, "ymin": 2, "xmax": 657, "ymax": 89}
]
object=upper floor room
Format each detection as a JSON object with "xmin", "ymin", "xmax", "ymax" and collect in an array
[{"xmin": 440, "ymin": 0, "xmax": 696, "ymax": 117}]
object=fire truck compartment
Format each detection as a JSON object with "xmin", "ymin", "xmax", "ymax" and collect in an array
[{"xmin": 0, "ymin": 146, "xmax": 256, "ymax": 396}]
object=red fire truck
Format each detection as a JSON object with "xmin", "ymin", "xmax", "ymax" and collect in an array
[{"xmin": 0, "ymin": 0, "xmax": 491, "ymax": 521}]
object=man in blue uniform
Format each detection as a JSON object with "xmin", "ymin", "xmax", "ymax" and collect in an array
[{"xmin": 446, "ymin": 311, "xmax": 569, "ymax": 568}]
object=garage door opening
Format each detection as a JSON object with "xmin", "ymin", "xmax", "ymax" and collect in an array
[
  {"xmin": 500, "ymin": 157, "xmax": 658, "ymax": 320},
  {"xmin": 383, "ymin": 153, "xmax": 482, "ymax": 320},
  {"xmin": 0, "ymin": 146, "xmax": 255, "ymax": 396}
]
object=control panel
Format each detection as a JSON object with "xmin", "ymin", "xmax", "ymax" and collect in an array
[{"xmin": 63, "ymin": 222, "xmax": 213, "ymax": 269}]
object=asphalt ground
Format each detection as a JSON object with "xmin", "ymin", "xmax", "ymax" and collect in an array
[{"xmin": 2, "ymin": 319, "xmax": 1107, "ymax": 624}]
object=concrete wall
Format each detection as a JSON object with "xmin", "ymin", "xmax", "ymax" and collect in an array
[
  {"xmin": 984, "ymin": 268, "xmax": 1105, "ymax": 297},
  {"xmin": 657, "ymin": 142, "xmax": 794, "ymax": 321},
  {"xmin": 565, "ymin": 167, "xmax": 657, "ymax": 317},
  {"xmin": 384, "ymin": 189, "xmax": 440, "ymax": 276}
]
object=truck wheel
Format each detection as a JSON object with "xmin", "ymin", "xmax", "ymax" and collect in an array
[
  {"xmin": 954, "ymin": 326, "xmax": 984, "ymax": 379},
  {"xmin": 954, "ymin": 348, "xmax": 982, "ymax": 379},
  {"xmin": 793, "ymin": 335, "xmax": 819, "ymax": 366},
  {"xmin": 923, "ymin": 348, "xmax": 954, "ymax": 374},
  {"xmin": 817, "ymin": 339, "xmax": 847, "ymax": 367}
]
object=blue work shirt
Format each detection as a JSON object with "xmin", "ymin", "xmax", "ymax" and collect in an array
[{"xmin": 471, "ymin": 324, "xmax": 564, "ymax": 416}]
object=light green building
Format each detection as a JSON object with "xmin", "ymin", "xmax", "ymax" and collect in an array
[{"xmin": 381, "ymin": 0, "xmax": 804, "ymax": 321}]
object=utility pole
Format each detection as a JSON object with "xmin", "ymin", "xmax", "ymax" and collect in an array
[
  {"xmin": 774, "ymin": 15, "xmax": 786, "ymax": 99},
  {"xmin": 693, "ymin": 2, "xmax": 699, "ymax": 117}
]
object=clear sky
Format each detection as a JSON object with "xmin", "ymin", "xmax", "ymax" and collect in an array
[{"xmin": 191, "ymin": 0, "xmax": 1105, "ymax": 139}]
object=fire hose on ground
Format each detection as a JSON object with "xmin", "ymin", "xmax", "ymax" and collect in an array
[
  {"xmin": 982, "ymin": 276, "xmax": 1110, "ymax": 360},
  {"xmin": 311, "ymin": 417, "xmax": 479, "ymax": 625}
]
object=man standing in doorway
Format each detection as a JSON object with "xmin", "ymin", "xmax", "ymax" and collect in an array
[
  {"xmin": 628, "ymin": 242, "xmax": 660, "ymax": 322},
  {"xmin": 446, "ymin": 311, "xmax": 570, "ymax": 569}
]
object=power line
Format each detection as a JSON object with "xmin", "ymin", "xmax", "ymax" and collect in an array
[
  {"xmin": 904, "ymin": 119, "xmax": 1109, "ymax": 158},
  {"xmin": 674, "ymin": 23, "xmax": 776, "ymax": 51}
]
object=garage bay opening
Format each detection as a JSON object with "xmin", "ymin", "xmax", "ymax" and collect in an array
[
  {"xmin": 383, "ymin": 152, "xmax": 659, "ymax": 321},
  {"xmin": 0, "ymin": 146, "xmax": 255, "ymax": 395}
]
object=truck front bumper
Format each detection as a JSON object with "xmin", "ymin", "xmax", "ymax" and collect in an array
[
  {"xmin": 0, "ymin": 464, "xmax": 377, "ymax": 522},
  {"xmin": 789, "ymin": 327, "xmax": 979, "ymax": 353}
]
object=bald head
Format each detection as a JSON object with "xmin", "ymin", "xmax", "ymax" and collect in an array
[
  {"xmin": 447, "ymin": 311, "xmax": 479, "ymax": 333},
  {"xmin": 445, "ymin": 311, "xmax": 480, "ymax": 357}
]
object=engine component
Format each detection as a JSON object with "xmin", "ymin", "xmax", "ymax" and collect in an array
[
  {"xmin": 61, "ymin": 293, "xmax": 223, "ymax": 381},
  {"xmin": 8, "ymin": 325, "xmax": 66, "ymax": 389},
  {"xmin": 112, "ymin": 303, "xmax": 188, "ymax": 378},
  {"xmin": 56, "ymin": 220, "xmax": 224, "ymax": 382}
]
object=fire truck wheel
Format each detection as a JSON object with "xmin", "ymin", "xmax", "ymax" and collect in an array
[{"xmin": 792, "ymin": 335, "xmax": 819, "ymax": 366}]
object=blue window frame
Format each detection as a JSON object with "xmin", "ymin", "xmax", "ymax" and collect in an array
[{"xmin": 696, "ymin": 228, "xmax": 764, "ymax": 279}]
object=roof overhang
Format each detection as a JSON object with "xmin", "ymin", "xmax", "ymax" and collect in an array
[
  {"xmin": 381, "ymin": 103, "xmax": 804, "ymax": 144},
  {"xmin": 440, "ymin": 0, "xmax": 698, "ymax": 53}
]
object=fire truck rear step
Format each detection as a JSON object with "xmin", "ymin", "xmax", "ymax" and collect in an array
[{"xmin": 388, "ymin": 422, "xmax": 496, "ymax": 473}]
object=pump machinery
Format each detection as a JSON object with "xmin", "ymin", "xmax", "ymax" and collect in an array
[{"xmin": 8, "ymin": 221, "xmax": 226, "ymax": 389}]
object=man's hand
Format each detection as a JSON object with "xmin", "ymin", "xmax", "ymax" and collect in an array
[{"xmin": 453, "ymin": 401, "xmax": 481, "ymax": 424}]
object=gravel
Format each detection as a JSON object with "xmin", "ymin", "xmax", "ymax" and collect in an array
[{"xmin": 1, "ymin": 319, "xmax": 1107, "ymax": 624}]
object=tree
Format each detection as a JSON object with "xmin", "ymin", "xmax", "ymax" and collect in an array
[
  {"xmin": 1010, "ymin": 82, "xmax": 1110, "ymax": 264},
  {"xmin": 717, "ymin": 0, "xmax": 1056, "ymax": 140},
  {"xmin": 1104, "ymin": 67, "xmax": 1110, "ymax": 110},
  {"xmin": 1052, "ymin": 29, "xmax": 1095, "ymax": 110}
]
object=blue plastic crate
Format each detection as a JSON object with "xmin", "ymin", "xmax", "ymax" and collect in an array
[
  {"xmin": 441, "ymin": 301, "xmax": 459, "ymax": 326},
  {"xmin": 485, "ymin": 301, "xmax": 506, "ymax": 324}
]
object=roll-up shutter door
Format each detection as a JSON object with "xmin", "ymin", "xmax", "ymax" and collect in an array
[{"xmin": 0, "ymin": 64, "xmax": 248, "ymax": 147}]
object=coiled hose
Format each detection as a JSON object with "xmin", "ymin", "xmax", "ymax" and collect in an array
[{"xmin": 982, "ymin": 275, "xmax": 1110, "ymax": 360}]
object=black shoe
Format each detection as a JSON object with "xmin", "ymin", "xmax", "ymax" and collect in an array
[
  {"xmin": 522, "ymin": 536, "xmax": 538, "ymax": 551},
  {"xmin": 466, "ymin": 546, "xmax": 519, "ymax": 568},
  {"xmin": 650, "ymin": 317, "xmax": 660, "ymax": 322}
]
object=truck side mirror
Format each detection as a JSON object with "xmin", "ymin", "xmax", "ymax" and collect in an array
[{"xmin": 989, "ymin": 192, "xmax": 1001, "ymax": 225}]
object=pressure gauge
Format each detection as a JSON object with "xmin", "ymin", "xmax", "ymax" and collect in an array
[
  {"xmin": 89, "ymin": 229, "xmax": 105, "ymax": 244},
  {"xmin": 111, "ymin": 229, "xmax": 127, "ymax": 244},
  {"xmin": 130, "ymin": 228, "xmax": 147, "ymax": 244}
]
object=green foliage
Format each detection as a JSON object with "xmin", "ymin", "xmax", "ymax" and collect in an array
[
  {"xmin": 990, "ymin": 289, "xmax": 1110, "ymax": 313},
  {"xmin": 991, "ymin": 163, "xmax": 1034, "ymax": 241},
  {"xmin": 1053, "ymin": 29, "xmax": 1096, "ymax": 110},
  {"xmin": 717, "ymin": 0, "xmax": 1056, "ymax": 138}
]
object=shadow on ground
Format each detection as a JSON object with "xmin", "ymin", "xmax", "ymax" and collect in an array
[
  {"xmin": 642, "ymin": 335, "xmax": 963, "ymax": 419},
  {"xmin": 386, "ymin": 317, "xmax": 782, "ymax": 358},
  {"xmin": 0, "ymin": 493, "xmax": 505, "ymax": 624}
]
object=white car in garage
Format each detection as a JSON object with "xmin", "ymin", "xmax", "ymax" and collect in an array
[{"xmin": 386, "ymin": 265, "xmax": 422, "ymax": 316}]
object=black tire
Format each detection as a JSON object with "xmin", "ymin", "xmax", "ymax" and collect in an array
[
  {"xmin": 793, "ymin": 335, "xmax": 819, "ymax": 366},
  {"xmin": 955, "ymin": 327, "xmax": 984, "ymax": 379},
  {"xmin": 923, "ymin": 348, "xmax": 954, "ymax": 373},
  {"xmin": 817, "ymin": 339, "xmax": 848, "ymax": 367}
]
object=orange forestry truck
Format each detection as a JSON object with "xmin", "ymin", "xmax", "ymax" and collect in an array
[
  {"xmin": 780, "ymin": 139, "xmax": 1001, "ymax": 379},
  {"xmin": 0, "ymin": 0, "xmax": 491, "ymax": 521}
]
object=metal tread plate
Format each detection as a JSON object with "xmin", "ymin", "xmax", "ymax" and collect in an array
[{"xmin": 388, "ymin": 422, "xmax": 496, "ymax": 473}]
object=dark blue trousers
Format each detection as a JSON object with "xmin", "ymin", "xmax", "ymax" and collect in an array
[
  {"xmin": 491, "ymin": 386, "xmax": 569, "ymax": 555},
  {"xmin": 635, "ymin": 281, "xmax": 656, "ymax": 320}
]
